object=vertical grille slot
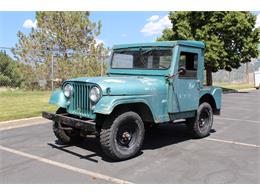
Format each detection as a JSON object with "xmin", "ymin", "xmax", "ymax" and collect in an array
[{"xmin": 69, "ymin": 82, "xmax": 92, "ymax": 117}]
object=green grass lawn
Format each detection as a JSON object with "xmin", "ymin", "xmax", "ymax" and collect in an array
[{"xmin": 0, "ymin": 90, "xmax": 57, "ymax": 122}]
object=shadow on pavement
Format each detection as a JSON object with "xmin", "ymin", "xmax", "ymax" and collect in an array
[
  {"xmin": 143, "ymin": 123, "xmax": 192, "ymax": 150},
  {"xmin": 47, "ymin": 143, "xmax": 99, "ymax": 163},
  {"xmin": 47, "ymin": 123, "xmax": 216, "ymax": 163}
]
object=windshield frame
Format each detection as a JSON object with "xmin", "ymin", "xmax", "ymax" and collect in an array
[{"xmin": 110, "ymin": 47, "xmax": 173, "ymax": 71}]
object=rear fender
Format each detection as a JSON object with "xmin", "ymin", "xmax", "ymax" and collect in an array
[{"xmin": 211, "ymin": 88, "xmax": 222, "ymax": 110}]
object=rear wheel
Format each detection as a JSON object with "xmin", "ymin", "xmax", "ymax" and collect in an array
[
  {"xmin": 100, "ymin": 111, "xmax": 145, "ymax": 161},
  {"xmin": 186, "ymin": 102, "xmax": 213, "ymax": 138},
  {"xmin": 53, "ymin": 108, "xmax": 82, "ymax": 144}
]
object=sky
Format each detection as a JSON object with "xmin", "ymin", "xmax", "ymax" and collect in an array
[
  {"xmin": 0, "ymin": 11, "xmax": 259, "ymax": 52},
  {"xmin": 0, "ymin": 11, "xmax": 171, "ymax": 50}
]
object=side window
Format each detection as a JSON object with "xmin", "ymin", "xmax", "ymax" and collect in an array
[{"xmin": 179, "ymin": 52, "xmax": 198, "ymax": 79}]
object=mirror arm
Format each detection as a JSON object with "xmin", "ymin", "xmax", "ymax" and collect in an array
[{"xmin": 165, "ymin": 69, "xmax": 184, "ymax": 79}]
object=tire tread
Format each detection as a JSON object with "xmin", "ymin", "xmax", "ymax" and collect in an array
[{"xmin": 100, "ymin": 111, "xmax": 145, "ymax": 160}]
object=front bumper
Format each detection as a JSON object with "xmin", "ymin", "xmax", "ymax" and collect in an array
[{"xmin": 42, "ymin": 111, "xmax": 96, "ymax": 133}]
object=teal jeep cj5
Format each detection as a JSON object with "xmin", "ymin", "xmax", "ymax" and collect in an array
[{"xmin": 43, "ymin": 41, "xmax": 222, "ymax": 160}]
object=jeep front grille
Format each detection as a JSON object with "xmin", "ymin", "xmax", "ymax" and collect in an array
[{"xmin": 67, "ymin": 82, "xmax": 94, "ymax": 118}]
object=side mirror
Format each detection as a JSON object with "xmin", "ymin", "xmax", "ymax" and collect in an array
[{"xmin": 178, "ymin": 67, "xmax": 186, "ymax": 75}]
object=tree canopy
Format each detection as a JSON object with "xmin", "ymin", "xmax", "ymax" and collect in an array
[
  {"xmin": 0, "ymin": 51, "xmax": 22, "ymax": 87},
  {"xmin": 12, "ymin": 11, "xmax": 107, "ymax": 89},
  {"xmin": 158, "ymin": 11, "xmax": 259, "ymax": 85}
]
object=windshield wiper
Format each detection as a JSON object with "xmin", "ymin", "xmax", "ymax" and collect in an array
[
  {"xmin": 140, "ymin": 47, "xmax": 157, "ymax": 55},
  {"xmin": 139, "ymin": 48, "xmax": 157, "ymax": 67}
]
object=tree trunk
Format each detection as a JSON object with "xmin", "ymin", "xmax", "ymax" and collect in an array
[
  {"xmin": 246, "ymin": 62, "xmax": 249, "ymax": 83},
  {"xmin": 205, "ymin": 65, "xmax": 213, "ymax": 86}
]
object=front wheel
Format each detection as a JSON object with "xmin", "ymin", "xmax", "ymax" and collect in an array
[
  {"xmin": 100, "ymin": 111, "xmax": 145, "ymax": 161},
  {"xmin": 186, "ymin": 102, "xmax": 213, "ymax": 138},
  {"xmin": 53, "ymin": 108, "xmax": 83, "ymax": 144}
]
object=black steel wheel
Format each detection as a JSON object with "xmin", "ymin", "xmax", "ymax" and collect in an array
[
  {"xmin": 186, "ymin": 102, "xmax": 213, "ymax": 138},
  {"xmin": 100, "ymin": 111, "xmax": 145, "ymax": 161}
]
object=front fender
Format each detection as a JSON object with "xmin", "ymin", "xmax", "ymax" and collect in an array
[
  {"xmin": 49, "ymin": 90, "xmax": 67, "ymax": 108},
  {"xmin": 94, "ymin": 95, "xmax": 152, "ymax": 115},
  {"xmin": 94, "ymin": 94, "xmax": 170, "ymax": 123}
]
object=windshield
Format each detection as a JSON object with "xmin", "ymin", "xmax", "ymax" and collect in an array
[{"xmin": 111, "ymin": 48, "xmax": 172, "ymax": 70}]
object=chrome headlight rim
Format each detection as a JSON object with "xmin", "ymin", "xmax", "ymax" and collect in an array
[
  {"xmin": 63, "ymin": 83, "xmax": 73, "ymax": 99},
  {"xmin": 89, "ymin": 86, "xmax": 101, "ymax": 103}
]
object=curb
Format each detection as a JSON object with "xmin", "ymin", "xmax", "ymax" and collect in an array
[
  {"xmin": 0, "ymin": 116, "xmax": 50, "ymax": 131},
  {"xmin": 223, "ymin": 88, "xmax": 256, "ymax": 94},
  {"xmin": 237, "ymin": 88, "xmax": 256, "ymax": 92},
  {"xmin": 0, "ymin": 116, "xmax": 43, "ymax": 124},
  {"xmin": 0, "ymin": 120, "xmax": 49, "ymax": 131}
]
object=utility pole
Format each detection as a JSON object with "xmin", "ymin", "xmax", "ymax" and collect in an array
[
  {"xmin": 51, "ymin": 54, "xmax": 54, "ymax": 91},
  {"xmin": 100, "ymin": 56, "xmax": 103, "ymax": 76}
]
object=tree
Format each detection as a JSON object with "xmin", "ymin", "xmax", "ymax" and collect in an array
[
  {"xmin": 0, "ymin": 51, "xmax": 22, "ymax": 87},
  {"xmin": 12, "ymin": 12, "xmax": 107, "ymax": 89},
  {"xmin": 158, "ymin": 12, "xmax": 259, "ymax": 85}
]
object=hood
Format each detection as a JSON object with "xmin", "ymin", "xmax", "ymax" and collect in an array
[{"xmin": 67, "ymin": 76, "xmax": 166, "ymax": 96}]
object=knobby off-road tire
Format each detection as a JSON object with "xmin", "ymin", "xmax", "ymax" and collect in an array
[
  {"xmin": 53, "ymin": 108, "xmax": 82, "ymax": 144},
  {"xmin": 100, "ymin": 111, "xmax": 145, "ymax": 161},
  {"xmin": 186, "ymin": 102, "xmax": 213, "ymax": 138}
]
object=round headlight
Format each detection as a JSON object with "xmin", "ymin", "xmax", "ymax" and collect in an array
[
  {"xmin": 63, "ymin": 84, "xmax": 73, "ymax": 98},
  {"xmin": 89, "ymin": 86, "xmax": 101, "ymax": 103}
]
